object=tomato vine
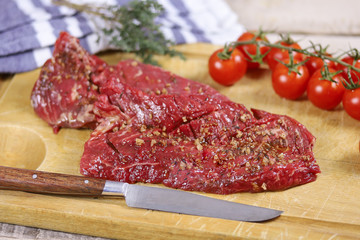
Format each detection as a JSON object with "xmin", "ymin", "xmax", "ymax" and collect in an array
[
  {"xmin": 220, "ymin": 31, "xmax": 360, "ymax": 82},
  {"xmin": 208, "ymin": 29, "xmax": 360, "ymax": 120}
]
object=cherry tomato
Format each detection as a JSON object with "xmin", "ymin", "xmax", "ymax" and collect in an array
[
  {"xmin": 271, "ymin": 62, "xmax": 310, "ymax": 100},
  {"xmin": 305, "ymin": 54, "xmax": 336, "ymax": 76},
  {"xmin": 236, "ymin": 32, "xmax": 269, "ymax": 69},
  {"xmin": 208, "ymin": 48, "xmax": 247, "ymax": 86},
  {"xmin": 343, "ymin": 88, "xmax": 360, "ymax": 120},
  {"xmin": 266, "ymin": 42, "xmax": 304, "ymax": 71},
  {"xmin": 337, "ymin": 56, "xmax": 360, "ymax": 84},
  {"xmin": 306, "ymin": 68, "xmax": 345, "ymax": 110}
]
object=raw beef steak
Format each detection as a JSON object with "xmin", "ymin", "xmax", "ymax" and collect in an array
[
  {"xmin": 31, "ymin": 32, "xmax": 107, "ymax": 133},
  {"xmin": 81, "ymin": 75, "xmax": 320, "ymax": 194},
  {"xmin": 32, "ymin": 32, "xmax": 320, "ymax": 194},
  {"xmin": 93, "ymin": 59, "xmax": 227, "ymax": 100},
  {"xmin": 31, "ymin": 32, "xmax": 224, "ymax": 133}
]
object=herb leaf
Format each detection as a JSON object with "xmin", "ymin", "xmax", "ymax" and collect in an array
[{"xmin": 53, "ymin": 0, "xmax": 185, "ymax": 65}]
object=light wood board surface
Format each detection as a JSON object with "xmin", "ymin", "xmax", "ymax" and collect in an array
[{"xmin": 0, "ymin": 43, "xmax": 359, "ymax": 239}]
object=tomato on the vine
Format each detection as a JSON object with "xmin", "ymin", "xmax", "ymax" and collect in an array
[
  {"xmin": 343, "ymin": 88, "xmax": 360, "ymax": 121},
  {"xmin": 208, "ymin": 48, "xmax": 247, "ymax": 86},
  {"xmin": 305, "ymin": 54, "xmax": 336, "ymax": 76},
  {"xmin": 236, "ymin": 32, "xmax": 269, "ymax": 69},
  {"xmin": 336, "ymin": 56, "xmax": 360, "ymax": 84},
  {"xmin": 306, "ymin": 68, "xmax": 345, "ymax": 110},
  {"xmin": 271, "ymin": 62, "xmax": 310, "ymax": 100},
  {"xmin": 266, "ymin": 41, "xmax": 304, "ymax": 70}
]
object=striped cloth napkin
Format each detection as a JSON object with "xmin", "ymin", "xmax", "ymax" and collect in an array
[{"xmin": 0, "ymin": 0, "xmax": 245, "ymax": 73}]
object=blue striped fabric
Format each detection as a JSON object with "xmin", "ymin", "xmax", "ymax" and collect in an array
[{"xmin": 0, "ymin": 0, "xmax": 245, "ymax": 73}]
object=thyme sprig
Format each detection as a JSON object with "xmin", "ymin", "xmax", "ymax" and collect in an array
[
  {"xmin": 224, "ymin": 30, "xmax": 360, "ymax": 89},
  {"xmin": 53, "ymin": 0, "xmax": 184, "ymax": 65}
]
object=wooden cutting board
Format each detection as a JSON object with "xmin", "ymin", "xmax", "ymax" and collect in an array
[{"xmin": 0, "ymin": 43, "xmax": 359, "ymax": 239}]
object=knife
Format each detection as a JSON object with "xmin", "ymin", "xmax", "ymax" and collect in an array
[{"xmin": 0, "ymin": 166, "xmax": 282, "ymax": 222}]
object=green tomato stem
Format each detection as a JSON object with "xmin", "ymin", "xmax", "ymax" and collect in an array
[{"xmin": 223, "ymin": 34, "xmax": 360, "ymax": 89}]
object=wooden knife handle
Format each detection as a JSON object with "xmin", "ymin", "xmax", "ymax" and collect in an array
[{"xmin": 0, "ymin": 166, "xmax": 106, "ymax": 196}]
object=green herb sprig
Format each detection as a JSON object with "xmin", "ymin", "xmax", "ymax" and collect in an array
[{"xmin": 53, "ymin": 0, "xmax": 184, "ymax": 65}]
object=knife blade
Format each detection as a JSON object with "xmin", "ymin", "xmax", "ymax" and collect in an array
[{"xmin": 0, "ymin": 166, "xmax": 282, "ymax": 222}]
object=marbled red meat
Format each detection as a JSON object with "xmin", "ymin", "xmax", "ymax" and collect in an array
[
  {"xmin": 93, "ymin": 60, "xmax": 227, "ymax": 100},
  {"xmin": 31, "ymin": 32, "xmax": 320, "ymax": 194},
  {"xmin": 31, "ymin": 32, "xmax": 107, "ymax": 133},
  {"xmin": 31, "ymin": 32, "xmax": 222, "ymax": 133},
  {"xmin": 80, "ymin": 78, "xmax": 320, "ymax": 194}
]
